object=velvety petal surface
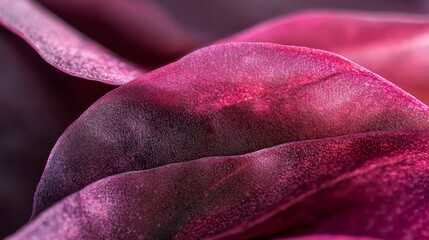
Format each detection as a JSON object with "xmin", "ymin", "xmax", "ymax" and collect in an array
[
  {"xmin": 36, "ymin": 0, "xmax": 198, "ymax": 68},
  {"xmin": 10, "ymin": 131, "xmax": 429, "ymax": 239},
  {"xmin": 0, "ymin": 0, "xmax": 144, "ymax": 85},
  {"xmin": 221, "ymin": 11, "xmax": 429, "ymax": 104},
  {"xmin": 33, "ymin": 43, "xmax": 429, "ymax": 216}
]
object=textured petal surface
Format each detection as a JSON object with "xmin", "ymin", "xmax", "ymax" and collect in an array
[
  {"xmin": 221, "ymin": 11, "xmax": 429, "ymax": 104},
  {"xmin": 10, "ymin": 131, "xmax": 429, "ymax": 239},
  {"xmin": 36, "ymin": 0, "xmax": 198, "ymax": 68},
  {"xmin": 33, "ymin": 43, "xmax": 429, "ymax": 216},
  {"xmin": 0, "ymin": 0, "xmax": 144, "ymax": 85}
]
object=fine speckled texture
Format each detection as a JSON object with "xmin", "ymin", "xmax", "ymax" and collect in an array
[
  {"xmin": 220, "ymin": 11, "xmax": 429, "ymax": 104},
  {"xmin": 0, "ymin": 0, "xmax": 144, "ymax": 85},
  {"xmin": 32, "ymin": 43, "xmax": 429, "ymax": 217},
  {"xmin": 9, "ymin": 131, "xmax": 429, "ymax": 239}
]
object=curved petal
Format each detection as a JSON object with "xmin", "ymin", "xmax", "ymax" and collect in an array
[
  {"xmin": 9, "ymin": 131, "xmax": 429, "ymax": 239},
  {"xmin": 32, "ymin": 43, "xmax": 429, "ymax": 216},
  {"xmin": 36, "ymin": 0, "xmax": 199, "ymax": 68},
  {"xmin": 230, "ymin": 146, "xmax": 429, "ymax": 239},
  {"xmin": 220, "ymin": 11, "xmax": 429, "ymax": 104},
  {"xmin": 0, "ymin": 0, "xmax": 144, "ymax": 85}
]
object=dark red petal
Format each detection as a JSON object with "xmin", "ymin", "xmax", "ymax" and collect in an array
[
  {"xmin": 220, "ymin": 11, "xmax": 429, "ymax": 104},
  {"xmin": 32, "ymin": 43, "xmax": 429, "ymax": 216},
  {"xmin": 9, "ymin": 131, "xmax": 429, "ymax": 239},
  {"xmin": 0, "ymin": 0, "xmax": 144, "ymax": 85},
  {"xmin": 36, "ymin": 0, "xmax": 199, "ymax": 68}
]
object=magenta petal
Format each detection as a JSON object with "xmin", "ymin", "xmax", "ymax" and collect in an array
[
  {"xmin": 0, "ymin": 0, "xmax": 144, "ymax": 85},
  {"xmin": 10, "ymin": 131, "xmax": 429, "ymax": 239},
  {"xmin": 32, "ymin": 43, "xmax": 429, "ymax": 216},
  {"xmin": 220, "ymin": 11, "xmax": 429, "ymax": 104}
]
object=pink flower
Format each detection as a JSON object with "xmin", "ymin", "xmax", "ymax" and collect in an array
[{"xmin": 1, "ymin": 0, "xmax": 429, "ymax": 239}]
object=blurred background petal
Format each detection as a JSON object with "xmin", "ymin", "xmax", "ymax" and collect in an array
[
  {"xmin": 220, "ymin": 11, "xmax": 429, "ymax": 105},
  {"xmin": 150, "ymin": 0, "xmax": 427, "ymax": 42}
]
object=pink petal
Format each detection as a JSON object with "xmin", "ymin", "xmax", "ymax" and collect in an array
[
  {"xmin": 36, "ymin": 0, "xmax": 198, "ymax": 68},
  {"xmin": 220, "ymin": 11, "xmax": 429, "ymax": 104},
  {"xmin": 10, "ymin": 131, "xmax": 429, "ymax": 239},
  {"xmin": 32, "ymin": 43, "xmax": 429, "ymax": 216},
  {"xmin": 0, "ymin": 0, "xmax": 144, "ymax": 85}
]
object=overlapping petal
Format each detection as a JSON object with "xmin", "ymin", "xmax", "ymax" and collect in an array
[
  {"xmin": 10, "ymin": 131, "xmax": 429, "ymax": 239},
  {"xmin": 220, "ymin": 11, "xmax": 429, "ymax": 104},
  {"xmin": 0, "ymin": 0, "xmax": 144, "ymax": 85},
  {"xmin": 32, "ymin": 43, "xmax": 429, "ymax": 217}
]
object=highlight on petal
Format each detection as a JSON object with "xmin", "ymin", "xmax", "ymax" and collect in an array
[
  {"xmin": 10, "ymin": 131, "xmax": 429, "ymax": 239},
  {"xmin": 0, "ymin": 0, "xmax": 144, "ymax": 85},
  {"xmin": 32, "ymin": 43, "xmax": 429, "ymax": 216},
  {"xmin": 220, "ymin": 11, "xmax": 429, "ymax": 104},
  {"xmin": 36, "ymin": 0, "xmax": 199, "ymax": 68}
]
